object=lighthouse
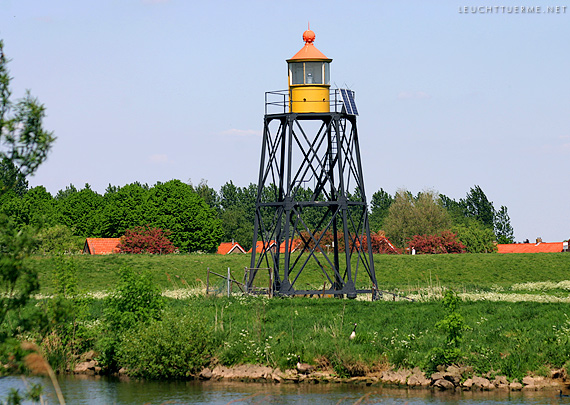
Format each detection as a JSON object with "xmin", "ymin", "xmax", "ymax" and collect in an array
[
  {"xmin": 247, "ymin": 27, "xmax": 378, "ymax": 300},
  {"xmin": 287, "ymin": 27, "xmax": 331, "ymax": 113}
]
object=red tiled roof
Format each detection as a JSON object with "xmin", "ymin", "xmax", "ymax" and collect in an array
[
  {"xmin": 83, "ymin": 238, "xmax": 121, "ymax": 255},
  {"xmin": 248, "ymin": 239, "xmax": 302, "ymax": 254},
  {"xmin": 217, "ymin": 242, "xmax": 246, "ymax": 255},
  {"xmin": 497, "ymin": 242, "xmax": 563, "ymax": 254},
  {"xmin": 248, "ymin": 240, "xmax": 277, "ymax": 253}
]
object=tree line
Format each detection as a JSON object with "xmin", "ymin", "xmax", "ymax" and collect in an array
[{"xmin": 0, "ymin": 168, "xmax": 514, "ymax": 254}]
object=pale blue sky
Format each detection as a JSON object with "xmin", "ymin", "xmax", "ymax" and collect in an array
[{"xmin": 1, "ymin": 0, "xmax": 569, "ymax": 242}]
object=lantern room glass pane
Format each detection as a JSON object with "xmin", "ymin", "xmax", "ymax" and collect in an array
[
  {"xmin": 324, "ymin": 62, "xmax": 330, "ymax": 85},
  {"xmin": 289, "ymin": 63, "xmax": 304, "ymax": 85},
  {"xmin": 305, "ymin": 62, "xmax": 323, "ymax": 84}
]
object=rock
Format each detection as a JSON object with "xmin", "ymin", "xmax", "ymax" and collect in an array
[
  {"xmin": 510, "ymin": 382, "xmax": 523, "ymax": 391},
  {"xmin": 551, "ymin": 368, "xmax": 565, "ymax": 379},
  {"xmin": 522, "ymin": 376, "xmax": 535, "ymax": 386},
  {"xmin": 74, "ymin": 360, "xmax": 98, "ymax": 374},
  {"xmin": 407, "ymin": 368, "xmax": 430, "ymax": 387},
  {"xmin": 199, "ymin": 368, "xmax": 212, "ymax": 380},
  {"xmin": 471, "ymin": 376, "xmax": 491, "ymax": 390},
  {"xmin": 434, "ymin": 379, "xmax": 455, "ymax": 390},
  {"xmin": 493, "ymin": 375, "xmax": 509, "ymax": 386},
  {"xmin": 430, "ymin": 371, "xmax": 446, "ymax": 382},
  {"xmin": 444, "ymin": 366, "xmax": 462, "ymax": 385},
  {"xmin": 80, "ymin": 350, "xmax": 97, "ymax": 362},
  {"xmin": 462, "ymin": 378, "xmax": 473, "ymax": 389},
  {"xmin": 381, "ymin": 369, "xmax": 410, "ymax": 385}
]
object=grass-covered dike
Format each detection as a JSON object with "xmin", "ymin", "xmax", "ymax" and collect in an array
[{"xmin": 7, "ymin": 252, "xmax": 570, "ymax": 390}]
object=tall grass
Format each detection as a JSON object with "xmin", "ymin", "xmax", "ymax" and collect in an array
[{"xmin": 27, "ymin": 252, "xmax": 570, "ymax": 295}]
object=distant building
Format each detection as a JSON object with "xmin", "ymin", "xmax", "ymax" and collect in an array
[
  {"xmin": 83, "ymin": 238, "xmax": 121, "ymax": 255},
  {"xmin": 248, "ymin": 239, "xmax": 302, "ymax": 254},
  {"xmin": 217, "ymin": 242, "xmax": 246, "ymax": 255},
  {"xmin": 497, "ymin": 241, "xmax": 564, "ymax": 254}
]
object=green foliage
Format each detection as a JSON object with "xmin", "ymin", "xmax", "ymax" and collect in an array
[
  {"xmin": 462, "ymin": 185, "xmax": 495, "ymax": 228},
  {"xmin": 145, "ymin": 180, "xmax": 223, "ymax": 253},
  {"xmin": 0, "ymin": 39, "xmax": 54, "ymax": 351},
  {"xmin": 104, "ymin": 266, "xmax": 164, "ymax": 331},
  {"xmin": 56, "ymin": 184, "xmax": 103, "ymax": 237},
  {"xmin": 0, "ymin": 158, "xmax": 28, "ymax": 198},
  {"xmin": 52, "ymin": 254, "xmax": 78, "ymax": 297},
  {"xmin": 0, "ymin": 41, "xmax": 55, "ymax": 187},
  {"xmin": 118, "ymin": 310, "xmax": 215, "ymax": 379},
  {"xmin": 495, "ymin": 205, "xmax": 514, "ymax": 244},
  {"xmin": 0, "ymin": 216, "xmax": 39, "ymax": 338},
  {"xmin": 36, "ymin": 224, "xmax": 83, "ymax": 254},
  {"xmin": 368, "ymin": 188, "xmax": 393, "ymax": 232},
  {"xmin": 426, "ymin": 290, "xmax": 468, "ymax": 371},
  {"xmin": 100, "ymin": 182, "xmax": 149, "ymax": 237},
  {"xmin": 453, "ymin": 219, "xmax": 497, "ymax": 253},
  {"xmin": 384, "ymin": 189, "xmax": 452, "ymax": 249}
]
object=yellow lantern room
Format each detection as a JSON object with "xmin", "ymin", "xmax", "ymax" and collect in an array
[{"xmin": 287, "ymin": 27, "xmax": 331, "ymax": 113}]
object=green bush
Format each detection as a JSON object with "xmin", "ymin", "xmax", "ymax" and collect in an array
[
  {"xmin": 36, "ymin": 224, "xmax": 83, "ymax": 254},
  {"xmin": 104, "ymin": 266, "xmax": 164, "ymax": 331},
  {"xmin": 118, "ymin": 311, "xmax": 215, "ymax": 379}
]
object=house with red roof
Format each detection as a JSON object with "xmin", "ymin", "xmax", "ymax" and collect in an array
[
  {"xmin": 248, "ymin": 239, "xmax": 302, "ymax": 254},
  {"xmin": 217, "ymin": 242, "xmax": 246, "ymax": 255},
  {"xmin": 83, "ymin": 238, "xmax": 121, "ymax": 255},
  {"xmin": 497, "ymin": 241, "xmax": 564, "ymax": 254}
]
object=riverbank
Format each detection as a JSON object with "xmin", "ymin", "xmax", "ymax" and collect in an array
[
  {"xmin": 7, "ymin": 253, "xmax": 570, "ymax": 390},
  {"xmin": 72, "ymin": 360, "xmax": 569, "ymax": 393},
  {"xmin": 51, "ymin": 292, "xmax": 570, "ymax": 387},
  {"xmin": 202, "ymin": 364, "xmax": 570, "ymax": 393}
]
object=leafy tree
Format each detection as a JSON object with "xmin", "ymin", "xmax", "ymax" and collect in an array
[
  {"xmin": 99, "ymin": 182, "xmax": 149, "ymax": 237},
  {"xmin": 462, "ymin": 185, "xmax": 495, "ymax": 228},
  {"xmin": 36, "ymin": 224, "xmax": 83, "ymax": 254},
  {"xmin": 384, "ymin": 189, "xmax": 452, "ymax": 249},
  {"xmin": 220, "ymin": 207, "xmax": 253, "ymax": 250},
  {"xmin": 0, "ymin": 42, "xmax": 59, "ymax": 398},
  {"xmin": 145, "ymin": 180, "xmax": 223, "ymax": 252},
  {"xmin": 19, "ymin": 186, "xmax": 57, "ymax": 229},
  {"xmin": 0, "ymin": 40, "xmax": 55, "ymax": 191},
  {"xmin": 219, "ymin": 181, "xmax": 257, "ymax": 245},
  {"xmin": 453, "ymin": 219, "xmax": 497, "ymax": 253},
  {"xmin": 494, "ymin": 205, "xmax": 514, "ymax": 244},
  {"xmin": 0, "ymin": 157, "xmax": 28, "ymax": 197},
  {"xmin": 439, "ymin": 193, "xmax": 466, "ymax": 225},
  {"xmin": 56, "ymin": 184, "xmax": 103, "ymax": 237},
  {"xmin": 118, "ymin": 225, "xmax": 176, "ymax": 254},
  {"xmin": 368, "ymin": 188, "xmax": 393, "ymax": 232},
  {"xmin": 0, "ymin": 38, "xmax": 55, "ymax": 342},
  {"xmin": 192, "ymin": 179, "xmax": 220, "ymax": 212}
]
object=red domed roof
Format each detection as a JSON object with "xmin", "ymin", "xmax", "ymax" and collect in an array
[{"xmin": 288, "ymin": 27, "xmax": 331, "ymax": 62}]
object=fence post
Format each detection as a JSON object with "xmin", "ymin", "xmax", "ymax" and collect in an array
[
  {"xmin": 227, "ymin": 267, "xmax": 231, "ymax": 297},
  {"xmin": 206, "ymin": 267, "xmax": 210, "ymax": 295}
]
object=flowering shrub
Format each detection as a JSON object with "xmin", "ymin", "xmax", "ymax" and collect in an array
[
  {"xmin": 117, "ymin": 225, "xmax": 176, "ymax": 254},
  {"xmin": 407, "ymin": 230, "xmax": 466, "ymax": 254},
  {"xmin": 361, "ymin": 232, "xmax": 401, "ymax": 254}
]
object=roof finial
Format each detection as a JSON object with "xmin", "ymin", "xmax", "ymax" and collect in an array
[{"xmin": 303, "ymin": 23, "xmax": 315, "ymax": 44}]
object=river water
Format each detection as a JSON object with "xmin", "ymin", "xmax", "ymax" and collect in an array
[{"xmin": 0, "ymin": 375, "xmax": 568, "ymax": 404}]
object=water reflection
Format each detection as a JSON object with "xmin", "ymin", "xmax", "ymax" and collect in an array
[{"xmin": 0, "ymin": 375, "xmax": 567, "ymax": 404}]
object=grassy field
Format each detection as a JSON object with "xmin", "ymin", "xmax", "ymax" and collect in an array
[
  {"xmin": 27, "ymin": 252, "xmax": 570, "ymax": 295},
  {"xmin": 18, "ymin": 251, "xmax": 570, "ymax": 380}
]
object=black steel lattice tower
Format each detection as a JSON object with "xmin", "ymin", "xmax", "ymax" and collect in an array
[{"xmin": 246, "ymin": 28, "xmax": 378, "ymax": 299}]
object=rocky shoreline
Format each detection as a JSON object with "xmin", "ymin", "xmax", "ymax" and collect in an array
[{"xmin": 73, "ymin": 353, "xmax": 568, "ymax": 392}]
